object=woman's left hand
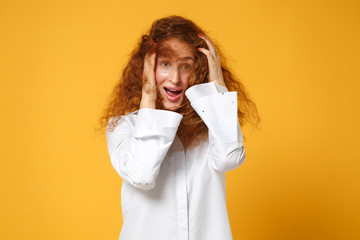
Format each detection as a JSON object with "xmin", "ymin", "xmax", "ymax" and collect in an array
[{"xmin": 197, "ymin": 34, "xmax": 226, "ymax": 87}]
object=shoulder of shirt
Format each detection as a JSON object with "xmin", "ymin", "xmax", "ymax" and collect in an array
[
  {"xmin": 107, "ymin": 111, "xmax": 139, "ymax": 131},
  {"xmin": 110, "ymin": 110, "xmax": 139, "ymax": 121}
]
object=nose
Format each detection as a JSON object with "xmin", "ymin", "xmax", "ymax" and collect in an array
[{"xmin": 169, "ymin": 68, "xmax": 181, "ymax": 85}]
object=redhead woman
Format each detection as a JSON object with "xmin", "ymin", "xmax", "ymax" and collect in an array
[{"xmin": 101, "ymin": 15, "xmax": 259, "ymax": 240}]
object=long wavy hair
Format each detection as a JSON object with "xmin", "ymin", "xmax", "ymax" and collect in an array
[{"xmin": 100, "ymin": 15, "xmax": 260, "ymax": 148}]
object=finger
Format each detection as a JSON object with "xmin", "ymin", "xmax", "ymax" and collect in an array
[
  {"xmin": 143, "ymin": 52, "xmax": 155, "ymax": 75},
  {"xmin": 147, "ymin": 52, "xmax": 156, "ymax": 85},
  {"xmin": 149, "ymin": 51, "xmax": 156, "ymax": 71},
  {"xmin": 197, "ymin": 47, "xmax": 216, "ymax": 67},
  {"xmin": 197, "ymin": 34, "xmax": 216, "ymax": 56},
  {"xmin": 143, "ymin": 54, "xmax": 150, "ymax": 80}
]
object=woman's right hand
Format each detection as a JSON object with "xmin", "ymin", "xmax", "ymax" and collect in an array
[{"xmin": 140, "ymin": 52, "xmax": 157, "ymax": 109}]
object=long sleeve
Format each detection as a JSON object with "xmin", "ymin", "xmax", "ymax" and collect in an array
[
  {"xmin": 106, "ymin": 108, "xmax": 183, "ymax": 190},
  {"xmin": 185, "ymin": 82, "xmax": 246, "ymax": 172}
]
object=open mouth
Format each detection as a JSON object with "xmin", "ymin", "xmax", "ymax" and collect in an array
[
  {"xmin": 164, "ymin": 87, "xmax": 182, "ymax": 101},
  {"xmin": 164, "ymin": 87, "xmax": 182, "ymax": 96}
]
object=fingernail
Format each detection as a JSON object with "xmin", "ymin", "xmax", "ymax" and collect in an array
[
  {"xmin": 197, "ymin": 48, "xmax": 200, "ymax": 51},
  {"xmin": 197, "ymin": 33, "xmax": 202, "ymax": 37},
  {"xmin": 152, "ymin": 51, "xmax": 155, "ymax": 55}
]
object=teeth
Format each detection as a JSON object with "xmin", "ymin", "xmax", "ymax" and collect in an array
[{"xmin": 166, "ymin": 88, "xmax": 181, "ymax": 93}]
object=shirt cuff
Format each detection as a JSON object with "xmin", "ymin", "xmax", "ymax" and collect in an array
[
  {"xmin": 185, "ymin": 82, "xmax": 228, "ymax": 102},
  {"xmin": 132, "ymin": 108, "xmax": 183, "ymax": 138},
  {"xmin": 190, "ymin": 92, "xmax": 239, "ymax": 144},
  {"xmin": 185, "ymin": 82, "xmax": 240, "ymax": 144}
]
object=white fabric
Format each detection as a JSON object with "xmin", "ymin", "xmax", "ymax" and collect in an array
[{"xmin": 106, "ymin": 82, "xmax": 246, "ymax": 240}]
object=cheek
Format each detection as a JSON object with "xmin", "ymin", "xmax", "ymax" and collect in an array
[
  {"xmin": 155, "ymin": 68, "xmax": 169, "ymax": 85},
  {"xmin": 182, "ymin": 73, "xmax": 191, "ymax": 89}
]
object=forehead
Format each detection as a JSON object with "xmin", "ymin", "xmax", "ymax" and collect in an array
[{"xmin": 157, "ymin": 38, "xmax": 194, "ymax": 60}]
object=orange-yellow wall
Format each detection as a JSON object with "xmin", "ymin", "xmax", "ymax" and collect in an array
[{"xmin": 1, "ymin": 0, "xmax": 359, "ymax": 239}]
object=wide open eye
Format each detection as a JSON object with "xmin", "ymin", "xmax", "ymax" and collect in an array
[
  {"xmin": 161, "ymin": 61, "xmax": 170, "ymax": 67},
  {"xmin": 180, "ymin": 63, "xmax": 192, "ymax": 71}
]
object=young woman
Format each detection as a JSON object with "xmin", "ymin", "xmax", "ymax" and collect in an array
[{"xmin": 101, "ymin": 15, "xmax": 259, "ymax": 240}]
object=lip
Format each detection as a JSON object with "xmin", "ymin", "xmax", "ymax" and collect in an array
[
  {"xmin": 163, "ymin": 87, "xmax": 183, "ymax": 102},
  {"xmin": 165, "ymin": 86, "xmax": 182, "ymax": 91}
]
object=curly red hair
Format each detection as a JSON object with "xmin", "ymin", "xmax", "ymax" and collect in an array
[{"xmin": 100, "ymin": 15, "xmax": 259, "ymax": 147}]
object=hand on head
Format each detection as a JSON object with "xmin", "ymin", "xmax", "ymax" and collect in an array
[
  {"xmin": 197, "ymin": 34, "xmax": 226, "ymax": 87},
  {"xmin": 140, "ymin": 51, "xmax": 157, "ymax": 109}
]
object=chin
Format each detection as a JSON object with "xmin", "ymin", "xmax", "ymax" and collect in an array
[
  {"xmin": 164, "ymin": 103, "xmax": 180, "ymax": 111},
  {"xmin": 161, "ymin": 94, "xmax": 183, "ymax": 111}
]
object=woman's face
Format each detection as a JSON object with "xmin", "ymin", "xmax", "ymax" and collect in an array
[{"xmin": 155, "ymin": 38, "xmax": 194, "ymax": 111}]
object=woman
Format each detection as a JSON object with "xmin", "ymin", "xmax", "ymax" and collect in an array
[{"xmin": 101, "ymin": 15, "xmax": 259, "ymax": 240}]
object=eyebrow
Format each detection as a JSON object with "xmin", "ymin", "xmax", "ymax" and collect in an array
[
  {"xmin": 158, "ymin": 55, "xmax": 194, "ymax": 62},
  {"xmin": 179, "ymin": 56, "xmax": 194, "ymax": 61}
]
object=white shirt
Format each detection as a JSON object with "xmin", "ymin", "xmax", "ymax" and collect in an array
[{"xmin": 106, "ymin": 82, "xmax": 246, "ymax": 240}]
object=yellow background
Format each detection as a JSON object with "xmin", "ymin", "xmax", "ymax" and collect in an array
[{"xmin": 1, "ymin": 0, "xmax": 359, "ymax": 239}]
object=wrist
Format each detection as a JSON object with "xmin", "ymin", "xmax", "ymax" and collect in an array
[
  {"xmin": 140, "ymin": 93, "xmax": 156, "ymax": 109},
  {"xmin": 212, "ymin": 79, "xmax": 226, "ymax": 87}
]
